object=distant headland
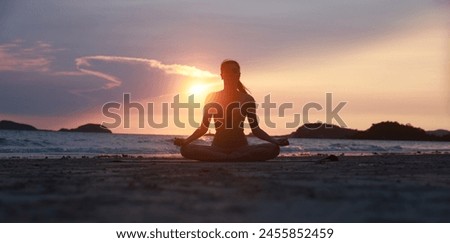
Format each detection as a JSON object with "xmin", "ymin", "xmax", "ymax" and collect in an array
[
  {"xmin": 59, "ymin": 123, "xmax": 112, "ymax": 133},
  {"xmin": 0, "ymin": 120, "xmax": 38, "ymax": 131},
  {"xmin": 289, "ymin": 121, "xmax": 450, "ymax": 141},
  {"xmin": 1, "ymin": 120, "xmax": 449, "ymax": 141},
  {"xmin": 0, "ymin": 120, "xmax": 112, "ymax": 134}
]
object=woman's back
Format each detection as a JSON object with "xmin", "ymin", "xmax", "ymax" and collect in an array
[{"xmin": 206, "ymin": 90, "xmax": 253, "ymax": 149}]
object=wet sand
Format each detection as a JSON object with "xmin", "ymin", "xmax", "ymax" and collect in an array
[{"xmin": 1, "ymin": 154, "xmax": 449, "ymax": 222}]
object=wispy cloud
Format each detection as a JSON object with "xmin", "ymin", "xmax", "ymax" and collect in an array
[
  {"xmin": 0, "ymin": 39, "xmax": 220, "ymax": 117},
  {"xmin": 73, "ymin": 55, "xmax": 219, "ymax": 92},
  {"xmin": 0, "ymin": 40, "xmax": 219, "ymax": 93},
  {"xmin": 0, "ymin": 40, "xmax": 56, "ymax": 72}
]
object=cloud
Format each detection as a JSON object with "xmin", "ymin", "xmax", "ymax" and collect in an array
[
  {"xmin": 76, "ymin": 56, "xmax": 217, "ymax": 78},
  {"xmin": 0, "ymin": 40, "xmax": 219, "ymax": 93},
  {"xmin": 2, "ymin": 1, "xmax": 445, "ymax": 72},
  {"xmin": 73, "ymin": 55, "xmax": 218, "ymax": 91},
  {"xmin": 0, "ymin": 40, "xmax": 56, "ymax": 72},
  {"xmin": 0, "ymin": 40, "xmax": 220, "ymax": 118}
]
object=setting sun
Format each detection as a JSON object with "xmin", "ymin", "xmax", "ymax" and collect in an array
[
  {"xmin": 188, "ymin": 84, "xmax": 208, "ymax": 95},
  {"xmin": 187, "ymin": 81, "xmax": 222, "ymax": 97}
]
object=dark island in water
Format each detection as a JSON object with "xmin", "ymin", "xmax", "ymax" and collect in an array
[
  {"xmin": 0, "ymin": 120, "xmax": 112, "ymax": 134},
  {"xmin": 0, "ymin": 120, "xmax": 38, "ymax": 131},
  {"xmin": 59, "ymin": 123, "xmax": 112, "ymax": 134},
  {"xmin": 290, "ymin": 121, "xmax": 450, "ymax": 141},
  {"xmin": 290, "ymin": 123, "xmax": 358, "ymax": 139}
]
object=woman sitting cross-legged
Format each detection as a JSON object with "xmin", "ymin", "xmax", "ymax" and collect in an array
[{"xmin": 174, "ymin": 59, "xmax": 288, "ymax": 161}]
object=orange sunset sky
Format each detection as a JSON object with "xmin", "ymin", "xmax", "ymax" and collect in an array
[{"xmin": 0, "ymin": 0, "xmax": 449, "ymax": 135}]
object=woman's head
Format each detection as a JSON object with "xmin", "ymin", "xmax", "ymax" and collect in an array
[
  {"xmin": 221, "ymin": 59, "xmax": 240, "ymax": 82},
  {"xmin": 220, "ymin": 59, "xmax": 249, "ymax": 94}
]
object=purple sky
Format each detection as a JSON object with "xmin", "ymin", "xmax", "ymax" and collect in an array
[{"xmin": 0, "ymin": 0, "xmax": 448, "ymax": 134}]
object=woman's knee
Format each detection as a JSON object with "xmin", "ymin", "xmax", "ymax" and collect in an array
[
  {"xmin": 267, "ymin": 143, "xmax": 280, "ymax": 158},
  {"xmin": 180, "ymin": 144, "xmax": 195, "ymax": 159},
  {"xmin": 246, "ymin": 143, "xmax": 280, "ymax": 161},
  {"xmin": 180, "ymin": 144, "xmax": 228, "ymax": 161},
  {"xmin": 260, "ymin": 143, "xmax": 280, "ymax": 156}
]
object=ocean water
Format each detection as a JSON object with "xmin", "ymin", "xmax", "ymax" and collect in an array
[{"xmin": 0, "ymin": 130, "xmax": 449, "ymax": 159}]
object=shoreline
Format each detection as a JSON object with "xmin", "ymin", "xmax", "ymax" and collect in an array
[
  {"xmin": 0, "ymin": 147, "xmax": 450, "ymax": 161},
  {"xmin": 1, "ymin": 154, "xmax": 450, "ymax": 222},
  {"xmin": 2, "ymin": 130, "xmax": 450, "ymax": 160},
  {"xmin": 1, "ymin": 150, "xmax": 449, "ymax": 160}
]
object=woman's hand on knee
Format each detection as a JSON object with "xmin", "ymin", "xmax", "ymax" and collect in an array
[
  {"xmin": 275, "ymin": 138, "xmax": 289, "ymax": 146},
  {"xmin": 173, "ymin": 137, "xmax": 186, "ymax": 147}
]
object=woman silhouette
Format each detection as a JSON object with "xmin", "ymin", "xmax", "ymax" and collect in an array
[{"xmin": 174, "ymin": 59, "xmax": 288, "ymax": 161}]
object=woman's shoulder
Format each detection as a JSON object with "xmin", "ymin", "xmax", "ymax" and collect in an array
[
  {"xmin": 205, "ymin": 90, "xmax": 255, "ymax": 103},
  {"xmin": 205, "ymin": 91, "xmax": 220, "ymax": 100},
  {"xmin": 240, "ymin": 92, "xmax": 255, "ymax": 103}
]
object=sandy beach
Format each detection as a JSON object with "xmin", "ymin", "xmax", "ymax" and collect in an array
[{"xmin": 1, "ymin": 154, "xmax": 449, "ymax": 222}]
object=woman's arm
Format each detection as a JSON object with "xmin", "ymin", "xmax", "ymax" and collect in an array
[
  {"xmin": 174, "ymin": 115, "xmax": 210, "ymax": 146},
  {"xmin": 181, "ymin": 123, "xmax": 209, "ymax": 145},
  {"xmin": 174, "ymin": 95, "xmax": 212, "ymax": 146},
  {"xmin": 246, "ymin": 99, "xmax": 289, "ymax": 146},
  {"xmin": 251, "ymin": 126, "xmax": 278, "ymax": 144}
]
